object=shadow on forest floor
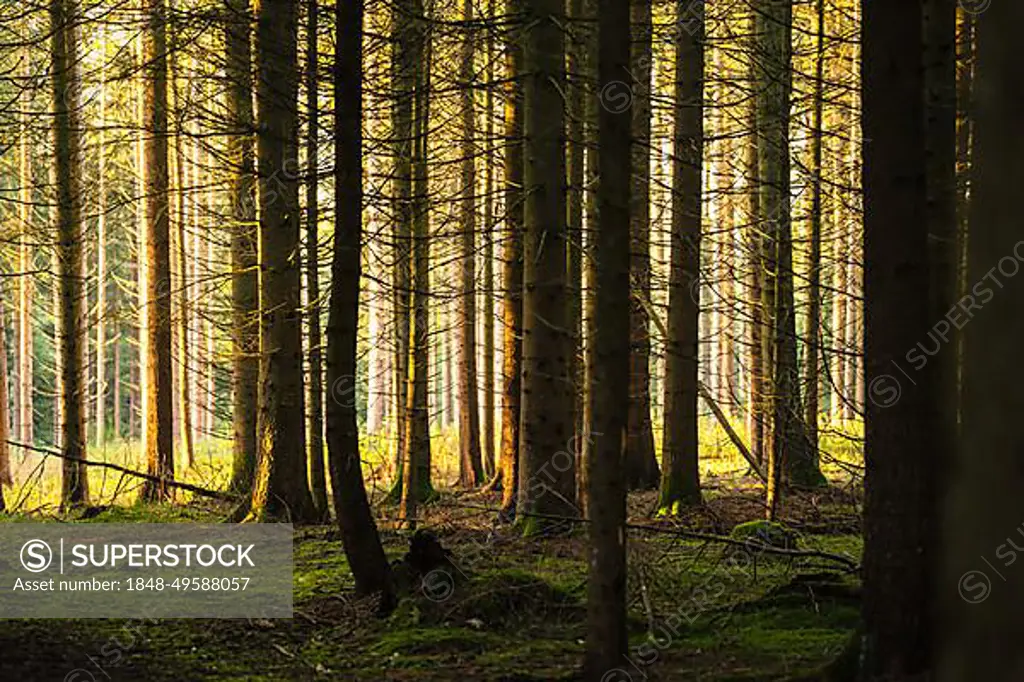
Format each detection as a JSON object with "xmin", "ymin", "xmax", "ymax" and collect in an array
[{"xmin": 0, "ymin": 483, "xmax": 862, "ymax": 681}]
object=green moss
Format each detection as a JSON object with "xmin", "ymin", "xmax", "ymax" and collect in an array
[{"xmin": 730, "ymin": 520, "xmax": 799, "ymax": 549}]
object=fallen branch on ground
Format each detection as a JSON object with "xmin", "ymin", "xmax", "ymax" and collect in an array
[{"xmin": 4, "ymin": 439, "xmax": 238, "ymax": 502}]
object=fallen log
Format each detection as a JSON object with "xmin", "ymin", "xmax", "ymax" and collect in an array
[{"xmin": 4, "ymin": 439, "xmax": 238, "ymax": 502}]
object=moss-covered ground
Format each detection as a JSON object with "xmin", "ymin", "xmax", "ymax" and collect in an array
[{"xmin": 0, "ymin": 483, "xmax": 862, "ymax": 681}]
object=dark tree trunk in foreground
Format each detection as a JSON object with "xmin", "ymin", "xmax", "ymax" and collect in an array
[
  {"xmin": 859, "ymin": 0, "xmax": 944, "ymax": 676},
  {"xmin": 327, "ymin": 0, "xmax": 394, "ymax": 601},
  {"xmin": 517, "ymin": 0, "xmax": 577, "ymax": 533},
  {"xmin": 657, "ymin": 0, "xmax": 703, "ymax": 514},
  {"xmin": 499, "ymin": 0, "xmax": 524, "ymax": 519},
  {"xmin": 53, "ymin": 0, "xmax": 89, "ymax": 507},
  {"xmin": 305, "ymin": 0, "xmax": 328, "ymax": 519},
  {"xmin": 625, "ymin": 0, "xmax": 658, "ymax": 491},
  {"xmin": 583, "ymin": 0, "xmax": 631, "ymax": 674},
  {"xmin": 140, "ymin": 0, "xmax": 173, "ymax": 502},
  {"xmin": 225, "ymin": 0, "xmax": 259, "ymax": 495},
  {"xmin": 251, "ymin": 0, "xmax": 316, "ymax": 522},
  {"xmin": 942, "ymin": 4, "xmax": 1024, "ymax": 679}
]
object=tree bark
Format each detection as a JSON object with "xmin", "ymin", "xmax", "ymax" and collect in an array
[
  {"xmin": 517, "ymin": 0, "xmax": 577, "ymax": 534},
  {"xmin": 657, "ymin": 0, "xmax": 704, "ymax": 514},
  {"xmin": 18, "ymin": 47, "xmax": 34, "ymax": 452},
  {"xmin": 0, "ymin": 294, "xmax": 13, "ymax": 509},
  {"xmin": 327, "ymin": 0, "xmax": 394, "ymax": 601},
  {"xmin": 225, "ymin": 0, "xmax": 259, "ymax": 495},
  {"xmin": 401, "ymin": 0, "xmax": 435, "ymax": 513},
  {"xmin": 251, "ymin": 0, "xmax": 317, "ymax": 521},
  {"xmin": 583, "ymin": 0, "xmax": 631, "ymax": 673},
  {"xmin": 481, "ymin": 0, "xmax": 497, "ymax": 478},
  {"xmin": 457, "ymin": 0, "xmax": 483, "ymax": 487},
  {"xmin": 859, "ymin": 0, "xmax": 943, "ymax": 675},
  {"xmin": 389, "ymin": 0, "xmax": 414, "ymax": 500},
  {"xmin": 626, "ymin": 0, "xmax": 659, "ymax": 491},
  {"xmin": 305, "ymin": 0, "xmax": 328, "ymax": 519},
  {"xmin": 941, "ymin": 3, "xmax": 1024, "ymax": 678},
  {"xmin": 52, "ymin": 0, "xmax": 89, "ymax": 507},
  {"xmin": 802, "ymin": 0, "xmax": 826, "ymax": 465},
  {"xmin": 499, "ymin": 0, "xmax": 524, "ymax": 519}
]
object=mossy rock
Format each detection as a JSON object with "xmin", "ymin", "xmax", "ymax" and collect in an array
[
  {"xmin": 730, "ymin": 520, "xmax": 799, "ymax": 550},
  {"xmin": 412, "ymin": 569, "xmax": 583, "ymax": 628}
]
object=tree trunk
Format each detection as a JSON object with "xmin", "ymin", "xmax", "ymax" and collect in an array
[
  {"xmin": 457, "ymin": 0, "xmax": 483, "ymax": 487},
  {"xmin": 52, "ymin": 0, "xmax": 89, "ymax": 507},
  {"xmin": 305, "ymin": 0, "xmax": 328, "ymax": 519},
  {"xmin": 173, "ymin": 63, "xmax": 195, "ymax": 469},
  {"xmin": 802, "ymin": 0, "xmax": 826, "ymax": 475},
  {"xmin": 225, "ymin": 0, "xmax": 259, "ymax": 495},
  {"xmin": 759, "ymin": 0, "xmax": 824, "ymax": 515},
  {"xmin": 499, "ymin": 0, "xmax": 524, "ymax": 519},
  {"xmin": 657, "ymin": 0, "xmax": 704, "ymax": 514},
  {"xmin": 566, "ymin": 0, "xmax": 585, "ymax": 479},
  {"xmin": 251, "ymin": 0, "xmax": 317, "ymax": 522},
  {"xmin": 941, "ymin": 3, "xmax": 1024, "ymax": 678},
  {"xmin": 583, "ymin": 0, "xmax": 631, "ymax": 673},
  {"xmin": 18, "ymin": 47, "xmax": 34, "ymax": 452},
  {"xmin": 401, "ymin": 0, "xmax": 435, "ymax": 512},
  {"xmin": 859, "ymin": 0, "xmax": 945, "ymax": 675},
  {"xmin": 745, "ymin": 53, "xmax": 764, "ymax": 466},
  {"xmin": 481, "ymin": 0, "xmax": 497, "ymax": 480},
  {"xmin": 517, "ymin": 0, "xmax": 577, "ymax": 534},
  {"xmin": 389, "ymin": 0, "xmax": 414, "ymax": 500},
  {"xmin": 626, "ymin": 0, "xmax": 659, "ymax": 491},
  {"xmin": 327, "ymin": 0, "xmax": 394, "ymax": 602},
  {"xmin": 0, "ymin": 294, "xmax": 13, "ymax": 509}
]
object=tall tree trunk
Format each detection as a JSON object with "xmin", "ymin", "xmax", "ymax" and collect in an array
[
  {"xmin": 657, "ymin": 0, "xmax": 704, "ymax": 514},
  {"xmin": 389, "ymin": 0, "xmax": 414, "ymax": 500},
  {"xmin": 173, "ymin": 65, "xmax": 195, "ymax": 469},
  {"xmin": 802, "ymin": 0, "xmax": 826, "ymax": 474},
  {"xmin": 626, "ymin": 0, "xmax": 659, "ymax": 491},
  {"xmin": 859, "ymin": 0, "xmax": 945, "ymax": 675},
  {"xmin": 952, "ymin": 7, "xmax": 972, "ymax": 423},
  {"xmin": 95, "ymin": 23, "xmax": 108, "ymax": 449},
  {"xmin": 251, "ymin": 0, "xmax": 317, "ymax": 522},
  {"xmin": 328, "ymin": 0, "xmax": 394, "ymax": 602},
  {"xmin": 499, "ymin": 0, "xmax": 524, "ymax": 519},
  {"xmin": 113, "ymin": 329, "xmax": 121, "ymax": 439},
  {"xmin": 941, "ymin": 3, "xmax": 1024, "ymax": 678},
  {"xmin": 401, "ymin": 0, "xmax": 435, "ymax": 513},
  {"xmin": 481, "ymin": 0, "xmax": 497, "ymax": 478},
  {"xmin": 225, "ymin": 0, "xmax": 258, "ymax": 495},
  {"xmin": 0, "ymin": 295, "xmax": 13, "ymax": 510},
  {"xmin": 130, "ymin": 42, "xmax": 145, "ymax": 446},
  {"xmin": 305, "ymin": 0, "xmax": 328, "ymax": 519},
  {"xmin": 760, "ymin": 0, "xmax": 824, "ymax": 516},
  {"xmin": 457, "ymin": 0, "xmax": 483, "ymax": 487},
  {"xmin": 583, "ymin": 0, "xmax": 631, "ymax": 673},
  {"xmin": 52, "ymin": 0, "xmax": 89, "ymax": 507},
  {"xmin": 745, "ymin": 52, "xmax": 764, "ymax": 466},
  {"xmin": 140, "ymin": 0, "xmax": 174, "ymax": 501},
  {"xmin": 577, "ymin": 0, "xmax": 599, "ymax": 513},
  {"xmin": 565, "ymin": 0, "xmax": 585, "ymax": 477},
  {"xmin": 18, "ymin": 47, "xmax": 34, "ymax": 451},
  {"xmin": 517, "ymin": 0, "xmax": 577, "ymax": 534}
]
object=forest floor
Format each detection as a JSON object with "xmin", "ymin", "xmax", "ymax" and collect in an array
[{"xmin": 0, "ymin": 475, "xmax": 863, "ymax": 681}]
